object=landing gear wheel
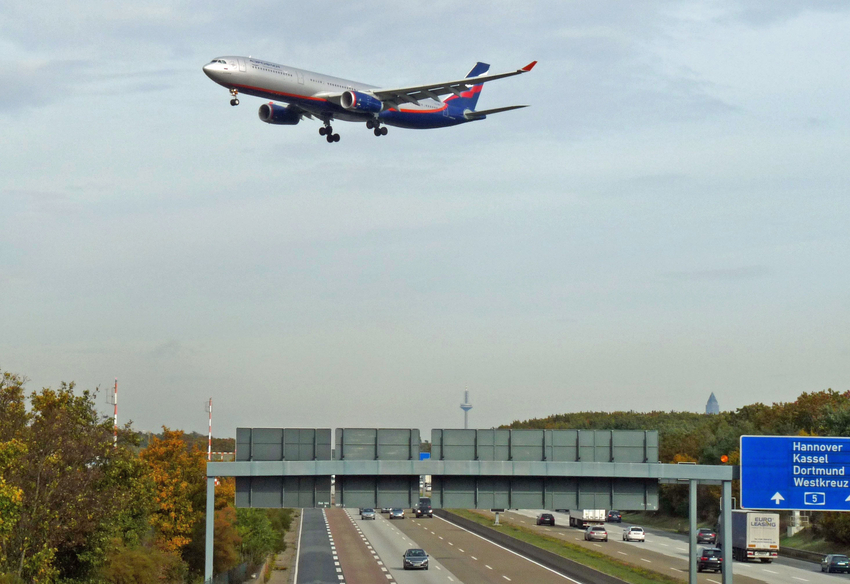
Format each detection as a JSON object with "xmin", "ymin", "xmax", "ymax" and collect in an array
[
  {"xmin": 333, "ymin": 134, "xmax": 340, "ymax": 142},
  {"xmin": 326, "ymin": 134, "xmax": 333, "ymax": 143},
  {"xmin": 374, "ymin": 128, "xmax": 381, "ymax": 136},
  {"xmin": 380, "ymin": 126, "xmax": 388, "ymax": 136},
  {"xmin": 366, "ymin": 120, "xmax": 375, "ymax": 129},
  {"xmin": 230, "ymin": 98, "xmax": 239, "ymax": 106},
  {"xmin": 319, "ymin": 127, "xmax": 328, "ymax": 136}
]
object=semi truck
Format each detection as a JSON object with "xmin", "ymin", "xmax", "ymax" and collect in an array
[
  {"xmin": 718, "ymin": 510, "xmax": 780, "ymax": 562},
  {"xmin": 568, "ymin": 509, "xmax": 606, "ymax": 528}
]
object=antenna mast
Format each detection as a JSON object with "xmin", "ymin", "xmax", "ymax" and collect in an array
[
  {"xmin": 106, "ymin": 378, "xmax": 118, "ymax": 447},
  {"xmin": 207, "ymin": 398, "xmax": 213, "ymax": 461},
  {"xmin": 460, "ymin": 387, "xmax": 472, "ymax": 430}
]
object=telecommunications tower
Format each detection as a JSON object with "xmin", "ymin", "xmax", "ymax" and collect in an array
[{"xmin": 460, "ymin": 388, "xmax": 472, "ymax": 430}]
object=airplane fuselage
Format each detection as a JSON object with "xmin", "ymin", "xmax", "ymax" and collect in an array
[{"xmin": 203, "ymin": 56, "xmax": 471, "ymax": 129}]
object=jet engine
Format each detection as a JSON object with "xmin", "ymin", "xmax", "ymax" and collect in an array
[
  {"xmin": 258, "ymin": 103, "xmax": 301, "ymax": 125},
  {"xmin": 340, "ymin": 91, "xmax": 383, "ymax": 113}
]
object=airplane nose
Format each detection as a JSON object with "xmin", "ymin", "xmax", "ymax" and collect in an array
[{"xmin": 203, "ymin": 63, "xmax": 214, "ymax": 78}]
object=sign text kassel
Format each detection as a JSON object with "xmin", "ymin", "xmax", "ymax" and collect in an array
[{"xmin": 741, "ymin": 435, "xmax": 850, "ymax": 511}]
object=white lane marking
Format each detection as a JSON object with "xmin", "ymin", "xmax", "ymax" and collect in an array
[
  {"xmin": 485, "ymin": 565, "xmax": 493, "ymax": 570},
  {"xmin": 640, "ymin": 559, "xmax": 651, "ymax": 563},
  {"xmin": 448, "ymin": 542, "xmax": 454, "ymax": 546},
  {"xmin": 707, "ymin": 579, "xmax": 721, "ymax": 584},
  {"xmin": 434, "ymin": 515, "xmax": 584, "ymax": 583},
  {"xmin": 659, "ymin": 543, "xmax": 669, "ymax": 547},
  {"xmin": 292, "ymin": 512, "xmax": 304, "ymax": 584},
  {"xmin": 503, "ymin": 576, "xmax": 512, "ymax": 581},
  {"xmin": 791, "ymin": 578, "xmax": 809, "ymax": 582},
  {"xmin": 763, "ymin": 569, "xmax": 778, "ymax": 574},
  {"xmin": 676, "ymin": 547, "xmax": 687, "ymax": 552},
  {"xmin": 617, "ymin": 552, "xmax": 628, "ymax": 556},
  {"xmin": 670, "ymin": 567, "xmax": 684, "ymax": 572},
  {"xmin": 593, "ymin": 544, "xmax": 602, "ymax": 548},
  {"xmin": 439, "ymin": 536, "xmax": 444, "ymax": 540},
  {"xmin": 447, "ymin": 578, "xmax": 453, "ymax": 582},
  {"xmin": 435, "ymin": 566, "xmax": 441, "ymax": 571},
  {"xmin": 384, "ymin": 576, "xmax": 392, "ymax": 581},
  {"xmin": 458, "ymin": 548, "xmax": 464, "ymax": 553},
  {"xmin": 470, "ymin": 556, "xmax": 477, "ymax": 560}
]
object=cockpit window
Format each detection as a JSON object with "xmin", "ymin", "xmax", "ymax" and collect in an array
[{"xmin": 209, "ymin": 59, "xmax": 226, "ymax": 64}]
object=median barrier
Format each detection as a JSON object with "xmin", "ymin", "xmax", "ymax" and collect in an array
[{"xmin": 435, "ymin": 509, "xmax": 629, "ymax": 584}]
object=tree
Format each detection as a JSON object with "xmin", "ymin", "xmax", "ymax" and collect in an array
[
  {"xmin": 0, "ymin": 374, "xmax": 153, "ymax": 583},
  {"xmin": 140, "ymin": 428, "xmax": 207, "ymax": 554}
]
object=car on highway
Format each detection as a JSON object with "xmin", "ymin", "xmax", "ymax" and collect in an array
[
  {"xmin": 389, "ymin": 508, "xmax": 405, "ymax": 520},
  {"xmin": 822, "ymin": 554, "xmax": 850, "ymax": 573},
  {"xmin": 380, "ymin": 507, "xmax": 392, "ymax": 513},
  {"xmin": 696, "ymin": 527, "xmax": 717, "ymax": 544},
  {"xmin": 697, "ymin": 547, "xmax": 723, "ymax": 572},
  {"xmin": 360, "ymin": 508, "xmax": 376, "ymax": 520},
  {"xmin": 606, "ymin": 510, "xmax": 622, "ymax": 523},
  {"xmin": 536, "ymin": 513, "xmax": 555, "ymax": 526},
  {"xmin": 415, "ymin": 503, "xmax": 433, "ymax": 518},
  {"xmin": 402, "ymin": 548, "xmax": 429, "ymax": 570},
  {"xmin": 622, "ymin": 526, "xmax": 645, "ymax": 542},
  {"xmin": 584, "ymin": 525, "xmax": 608, "ymax": 542}
]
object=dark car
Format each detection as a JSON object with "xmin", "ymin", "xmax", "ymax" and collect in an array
[
  {"xmin": 697, "ymin": 547, "xmax": 723, "ymax": 573},
  {"xmin": 403, "ymin": 548, "xmax": 429, "ymax": 570},
  {"xmin": 696, "ymin": 527, "xmax": 717, "ymax": 544},
  {"xmin": 416, "ymin": 503, "xmax": 433, "ymax": 518},
  {"xmin": 822, "ymin": 554, "xmax": 850, "ymax": 573},
  {"xmin": 607, "ymin": 510, "xmax": 622, "ymax": 523},
  {"xmin": 536, "ymin": 513, "xmax": 555, "ymax": 526}
]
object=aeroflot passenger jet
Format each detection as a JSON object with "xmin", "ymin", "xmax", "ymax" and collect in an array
[{"xmin": 203, "ymin": 56, "xmax": 536, "ymax": 143}]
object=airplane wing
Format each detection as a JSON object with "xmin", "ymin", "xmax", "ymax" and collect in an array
[
  {"xmin": 372, "ymin": 61, "xmax": 537, "ymax": 108},
  {"xmin": 464, "ymin": 105, "xmax": 529, "ymax": 120}
]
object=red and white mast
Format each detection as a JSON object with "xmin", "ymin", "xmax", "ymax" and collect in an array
[{"xmin": 207, "ymin": 398, "xmax": 213, "ymax": 461}]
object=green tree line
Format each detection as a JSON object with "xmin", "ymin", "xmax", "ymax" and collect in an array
[
  {"xmin": 0, "ymin": 370, "xmax": 292, "ymax": 584},
  {"xmin": 507, "ymin": 389, "xmax": 850, "ymax": 541}
]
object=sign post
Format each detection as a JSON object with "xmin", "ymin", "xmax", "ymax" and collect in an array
[{"xmin": 741, "ymin": 435, "xmax": 850, "ymax": 511}]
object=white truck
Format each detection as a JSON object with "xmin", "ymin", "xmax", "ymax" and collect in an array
[
  {"xmin": 568, "ymin": 509, "xmax": 606, "ymax": 528},
  {"xmin": 721, "ymin": 510, "xmax": 780, "ymax": 562}
]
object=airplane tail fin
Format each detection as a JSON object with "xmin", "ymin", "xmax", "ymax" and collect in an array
[{"xmin": 445, "ymin": 62, "xmax": 490, "ymax": 110}]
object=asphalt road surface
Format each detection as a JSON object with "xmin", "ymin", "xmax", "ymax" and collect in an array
[
  {"xmin": 296, "ymin": 508, "xmax": 342, "ymax": 584},
  {"xmin": 509, "ymin": 509, "xmax": 847, "ymax": 584}
]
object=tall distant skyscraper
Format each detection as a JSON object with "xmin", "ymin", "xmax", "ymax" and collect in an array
[{"xmin": 706, "ymin": 392, "xmax": 720, "ymax": 415}]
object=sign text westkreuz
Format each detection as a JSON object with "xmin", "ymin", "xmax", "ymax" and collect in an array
[{"xmin": 741, "ymin": 435, "xmax": 850, "ymax": 511}]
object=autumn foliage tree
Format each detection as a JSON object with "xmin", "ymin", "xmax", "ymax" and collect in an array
[
  {"xmin": 140, "ymin": 428, "xmax": 207, "ymax": 554},
  {"xmin": 0, "ymin": 372, "xmax": 154, "ymax": 583}
]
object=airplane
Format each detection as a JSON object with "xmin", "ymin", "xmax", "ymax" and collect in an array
[{"xmin": 202, "ymin": 56, "xmax": 537, "ymax": 143}]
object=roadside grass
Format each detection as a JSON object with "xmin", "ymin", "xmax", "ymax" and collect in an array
[
  {"xmin": 449, "ymin": 509, "xmax": 681, "ymax": 584},
  {"xmin": 782, "ymin": 528, "xmax": 850, "ymax": 556}
]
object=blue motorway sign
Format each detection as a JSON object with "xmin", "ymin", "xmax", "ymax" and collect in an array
[{"xmin": 741, "ymin": 435, "xmax": 850, "ymax": 511}]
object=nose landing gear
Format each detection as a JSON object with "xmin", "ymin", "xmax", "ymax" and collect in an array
[{"xmin": 229, "ymin": 88, "xmax": 239, "ymax": 106}]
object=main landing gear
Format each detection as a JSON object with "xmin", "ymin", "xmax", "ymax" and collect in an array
[
  {"xmin": 319, "ymin": 124, "xmax": 340, "ymax": 143},
  {"xmin": 229, "ymin": 88, "xmax": 239, "ymax": 106},
  {"xmin": 366, "ymin": 119, "xmax": 388, "ymax": 136}
]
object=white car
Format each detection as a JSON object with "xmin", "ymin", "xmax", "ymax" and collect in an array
[{"xmin": 623, "ymin": 526, "xmax": 646, "ymax": 542}]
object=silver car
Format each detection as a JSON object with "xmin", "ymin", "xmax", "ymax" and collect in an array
[
  {"xmin": 584, "ymin": 525, "xmax": 608, "ymax": 542},
  {"xmin": 360, "ymin": 508, "xmax": 376, "ymax": 520},
  {"xmin": 389, "ymin": 508, "xmax": 405, "ymax": 520},
  {"xmin": 623, "ymin": 526, "xmax": 645, "ymax": 542}
]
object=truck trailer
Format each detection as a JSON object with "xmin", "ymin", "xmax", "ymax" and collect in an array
[
  {"xmin": 568, "ymin": 509, "xmax": 606, "ymax": 528},
  {"xmin": 720, "ymin": 510, "xmax": 780, "ymax": 563}
]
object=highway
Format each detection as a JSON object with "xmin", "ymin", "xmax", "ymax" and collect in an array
[
  {"xmin": 507, "ymin": 509, "xmax": 845, "ymax": 584},
  {"xmin": 294, "ymin": 506, "xmax": 845, "ymax": 584}
]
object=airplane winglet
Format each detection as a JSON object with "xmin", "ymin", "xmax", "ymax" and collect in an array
[{"xmin": 522, "ymin": 61, "xmax": 538, "ymax": 72}]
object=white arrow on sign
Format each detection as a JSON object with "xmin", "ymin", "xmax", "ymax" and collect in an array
[
  {"xmin": 771, "ymin": 492, "xmax": 785, "ymax": 504},
  {"xmin": 845, "ymin": 494, "xmax": 850, "ymax": 502}
]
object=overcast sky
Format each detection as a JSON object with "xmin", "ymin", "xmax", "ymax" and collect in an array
[{"xmin": 2, "ymin": 1, "xmax": 849, "ymax": 439}]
